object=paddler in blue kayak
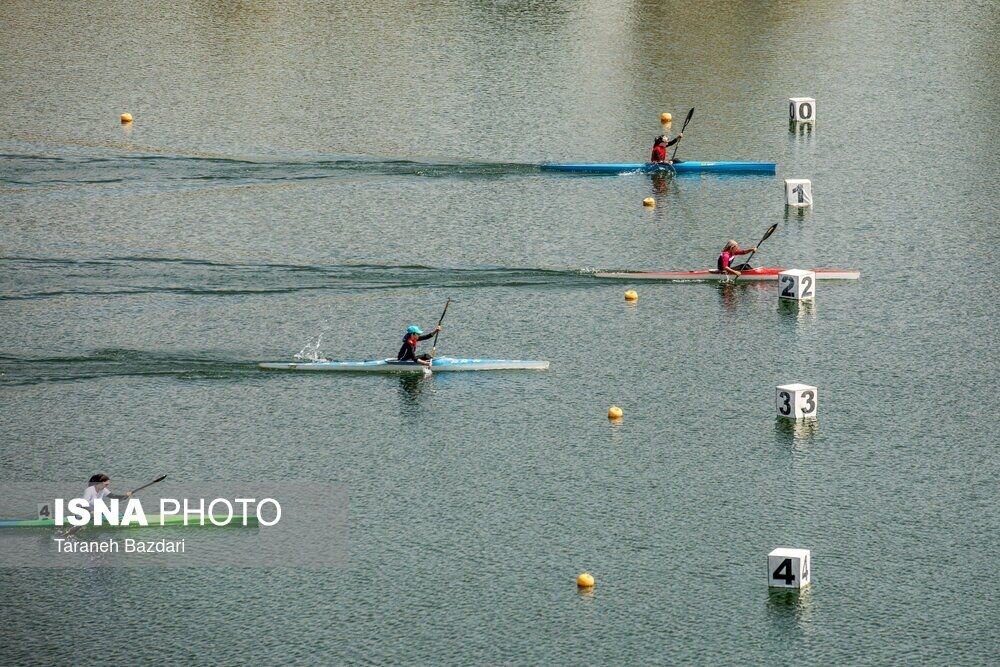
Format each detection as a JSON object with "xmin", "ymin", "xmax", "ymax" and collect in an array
[
  {"xmin": 718, "ymin": 239, "xmax": 757, "ymax": 277},
  {"xmin": 397, "ymin": 324, "xmax": 442, "ymax": 367},
  {"xmin": 650, "ymin": 133, "xmax": 682, "ymax": 164}
]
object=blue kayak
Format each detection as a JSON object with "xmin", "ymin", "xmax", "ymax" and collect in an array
[
  {"xmin": 540, "ymin": 161, "xmax": 776, "ymax": 175},
  {"xmin": 259, "ymin": 357, "xmax": 549, "ymax": 373}
]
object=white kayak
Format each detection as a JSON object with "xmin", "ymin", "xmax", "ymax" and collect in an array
[{"xmin": 258, "ymin": 357, "xmax": 550, "ymax": 373}]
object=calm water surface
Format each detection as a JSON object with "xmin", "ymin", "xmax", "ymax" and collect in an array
[{"xmin": 1, "ymin": 1, "xmax": 997, "ymax": 664}]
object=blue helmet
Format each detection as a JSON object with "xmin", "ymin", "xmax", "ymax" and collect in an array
[{"xmin": 406, "ymin": 325, "xmax": 423, "ymax": 335}]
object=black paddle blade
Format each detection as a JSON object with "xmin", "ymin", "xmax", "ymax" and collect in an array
[
  {"xmin": 759, "ymin": 223, "xmax": 778, "ymax": 245},
  {"xmin": 671, "ymin": 108, "xmax": 695, "ymax": 161},
  {"xmin": 432, "ymin": 298, "xmax": 451, "ymax": 352},
  {"xmin": 736, "ymin": 223, "xmax": 778, "ymax": 272},
  {"xmin": 680, "ymin": 107, "xmax": 694, "ymax": 130},
  {"xmin": 437, "ymin": 298, "xmax": 451, "ymax": 326}
]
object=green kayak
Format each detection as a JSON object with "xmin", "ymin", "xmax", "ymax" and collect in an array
[{"xmin": 0, "ymin": 514, "xmax": 259, "ymax": 528}]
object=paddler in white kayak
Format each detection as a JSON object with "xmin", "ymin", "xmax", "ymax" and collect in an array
[
  {"xmin": 397, "ymin": 324, "xmax": 442, "ymax": 367},
  {"xmin": 718, "ymin": 239, "xmax": 758, "ymax": 278}
]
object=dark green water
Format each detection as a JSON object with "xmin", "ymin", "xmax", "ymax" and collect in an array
[{"xmin": 1, "ymin": 1, "xmax": 997, "ymax": 664}]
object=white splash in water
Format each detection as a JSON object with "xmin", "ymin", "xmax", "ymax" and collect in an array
[{"xmin": 293, "ymin": 335, "xmax": 327, "ymax": 362}]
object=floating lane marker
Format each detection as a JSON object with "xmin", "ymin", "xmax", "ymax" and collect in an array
[
  {"xmin": 778, "ymin": 270, "xmax": 815, "ymax": 301},
  {"xmin": 785, "ymin": 179, "xmax": 812, "ymax": 207},
  {"xmin": 768, "ymin": 548, "xmax": 811, "ymax": 588},
  {"xmin": 789, "ymin": 97, "xmax": 816, "ymax": 123},
  {"xmin": 776, "ymin": 383, "xmax": 818, "ymax": 420}
]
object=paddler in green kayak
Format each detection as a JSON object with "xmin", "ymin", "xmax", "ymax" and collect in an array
[
  {"xmin": 63, "ymin": 474, "xmax": 134, "ymax": 536},
  {"xmin": 397, "ymin": 324, "xmax": 442, "ymax": 367},
  {"xmin": 81, "ymin": 474, "xmax": 134, "ymax": 505}
]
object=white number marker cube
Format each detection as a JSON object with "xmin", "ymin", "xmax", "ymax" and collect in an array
[
  {"xmin": 785, "ymin": 179, "xmax": 812, "ymax": 207},
  {"xmin": 768, "ymin": 547, "xmax": 811, "ymax": 588},
  {"xmin": 788, "ymin": 97, "xmax": 816, "ymax": 122},
  {"xmin": 37, "ymin": 503, "xmax": 52, "ymax": 520},
  {"xmin": 776, "ymin": 383, "xmax": 818, "ymax": 419},
  {"xmin": 779, "ymin": 270, "xmax": 815, "ymax": 301}
]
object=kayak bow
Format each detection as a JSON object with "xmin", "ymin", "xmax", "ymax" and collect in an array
[
  {"xmin": 259, "ymin": 357, "xmax": 550, "ymax": 373},
  {"xmin": 594, "ymin": 267, "xmax": 860, "ymax": 281},
  {"xmin": 541, "ymin": 161, "xmax": 776, "ymax": 175}
]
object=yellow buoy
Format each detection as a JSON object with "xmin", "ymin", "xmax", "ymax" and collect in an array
[
  {"xmin": 660, "ymin": 112, "xmax": 672, "ymax": 124},
  {"xmin": 608, "ymin": 405, "xmax": 623, "ymax": 420},
  {"xmin": 120, "ymin": 113, "xmax": 133, "ymax": 124},
  {"xmin": 577, "ymin": 572, "xmax": 595, "ymax": 588},
  {"xmin": 624, "ymin": 289, "xmax": 638, "ymax": 302},
  {"xmin": 642, "ymin": 197, "xmax": 655, "ymax": 208}
]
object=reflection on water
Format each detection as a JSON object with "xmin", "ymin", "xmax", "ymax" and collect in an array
[
  {"xmin": 777, "ymin": 298, "xmax": 817, "ymax": 323},
  {"xmin": 719, "ymin": 282, "xmax": 739, "ymax": 313},
  {"xmin": 717, "ymin": 281, "xmax": 773, "ymax": 314},
  {"xmin": 788, "ymin": 120, "xmax": 814, "ymax": 138},
  {"xmin": 774, "ymin": 416, "xmax": 820, "ymax": 449},
  {"xmin": 649, "ymin": 172, "xmax": 671, "ymax": 196},
  {"xmin": 766, "ymin": 585, "xmax": 816, "ymax": 634},
  {"xmin": 608, "ymin": 418, "xmax": 626, "ymax": 449},
  {"xmin": 396, "ymin": 372, "xmax": 431, "ymax": 406},
  {"xmin": 784, "ymin": 206, "xmax": 810, "ymax": 223}
]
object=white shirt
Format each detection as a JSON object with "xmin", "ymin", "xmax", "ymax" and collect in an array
[{"xmin": 81, "ymin": 485, "xmax": 112, "ymax": 508}]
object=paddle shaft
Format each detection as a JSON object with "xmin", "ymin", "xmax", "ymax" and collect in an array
[
  {"xmin": 735, "ymin": 224, "xmax": 778, "ymax": 271},
  {"xmin": 431, "ymin": 298, "xmax": 451, "ymax": 355},
  {"xmin": 130, "ymin": 474, "xmax": 167, "ymax": 495},
  {"xmin": 670, "ymin": 107, "xmax": 695, "ymax": 161}
]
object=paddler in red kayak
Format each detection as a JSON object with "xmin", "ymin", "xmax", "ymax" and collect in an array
[
  {"xmin": 397, "ymin": 324, "xmax": 442, "ymax": 367},
  {"xmin": 718, "ymin": 239, "xmax": 757, "ymax": 277},
  {"xmin": 650, "ymin": 133, "xmax": 682, "ymax": 164}
]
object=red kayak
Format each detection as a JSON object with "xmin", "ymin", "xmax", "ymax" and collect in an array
[{"xmin": 594, "ymin": 267, "xmax": 860, "ymax": 281}]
